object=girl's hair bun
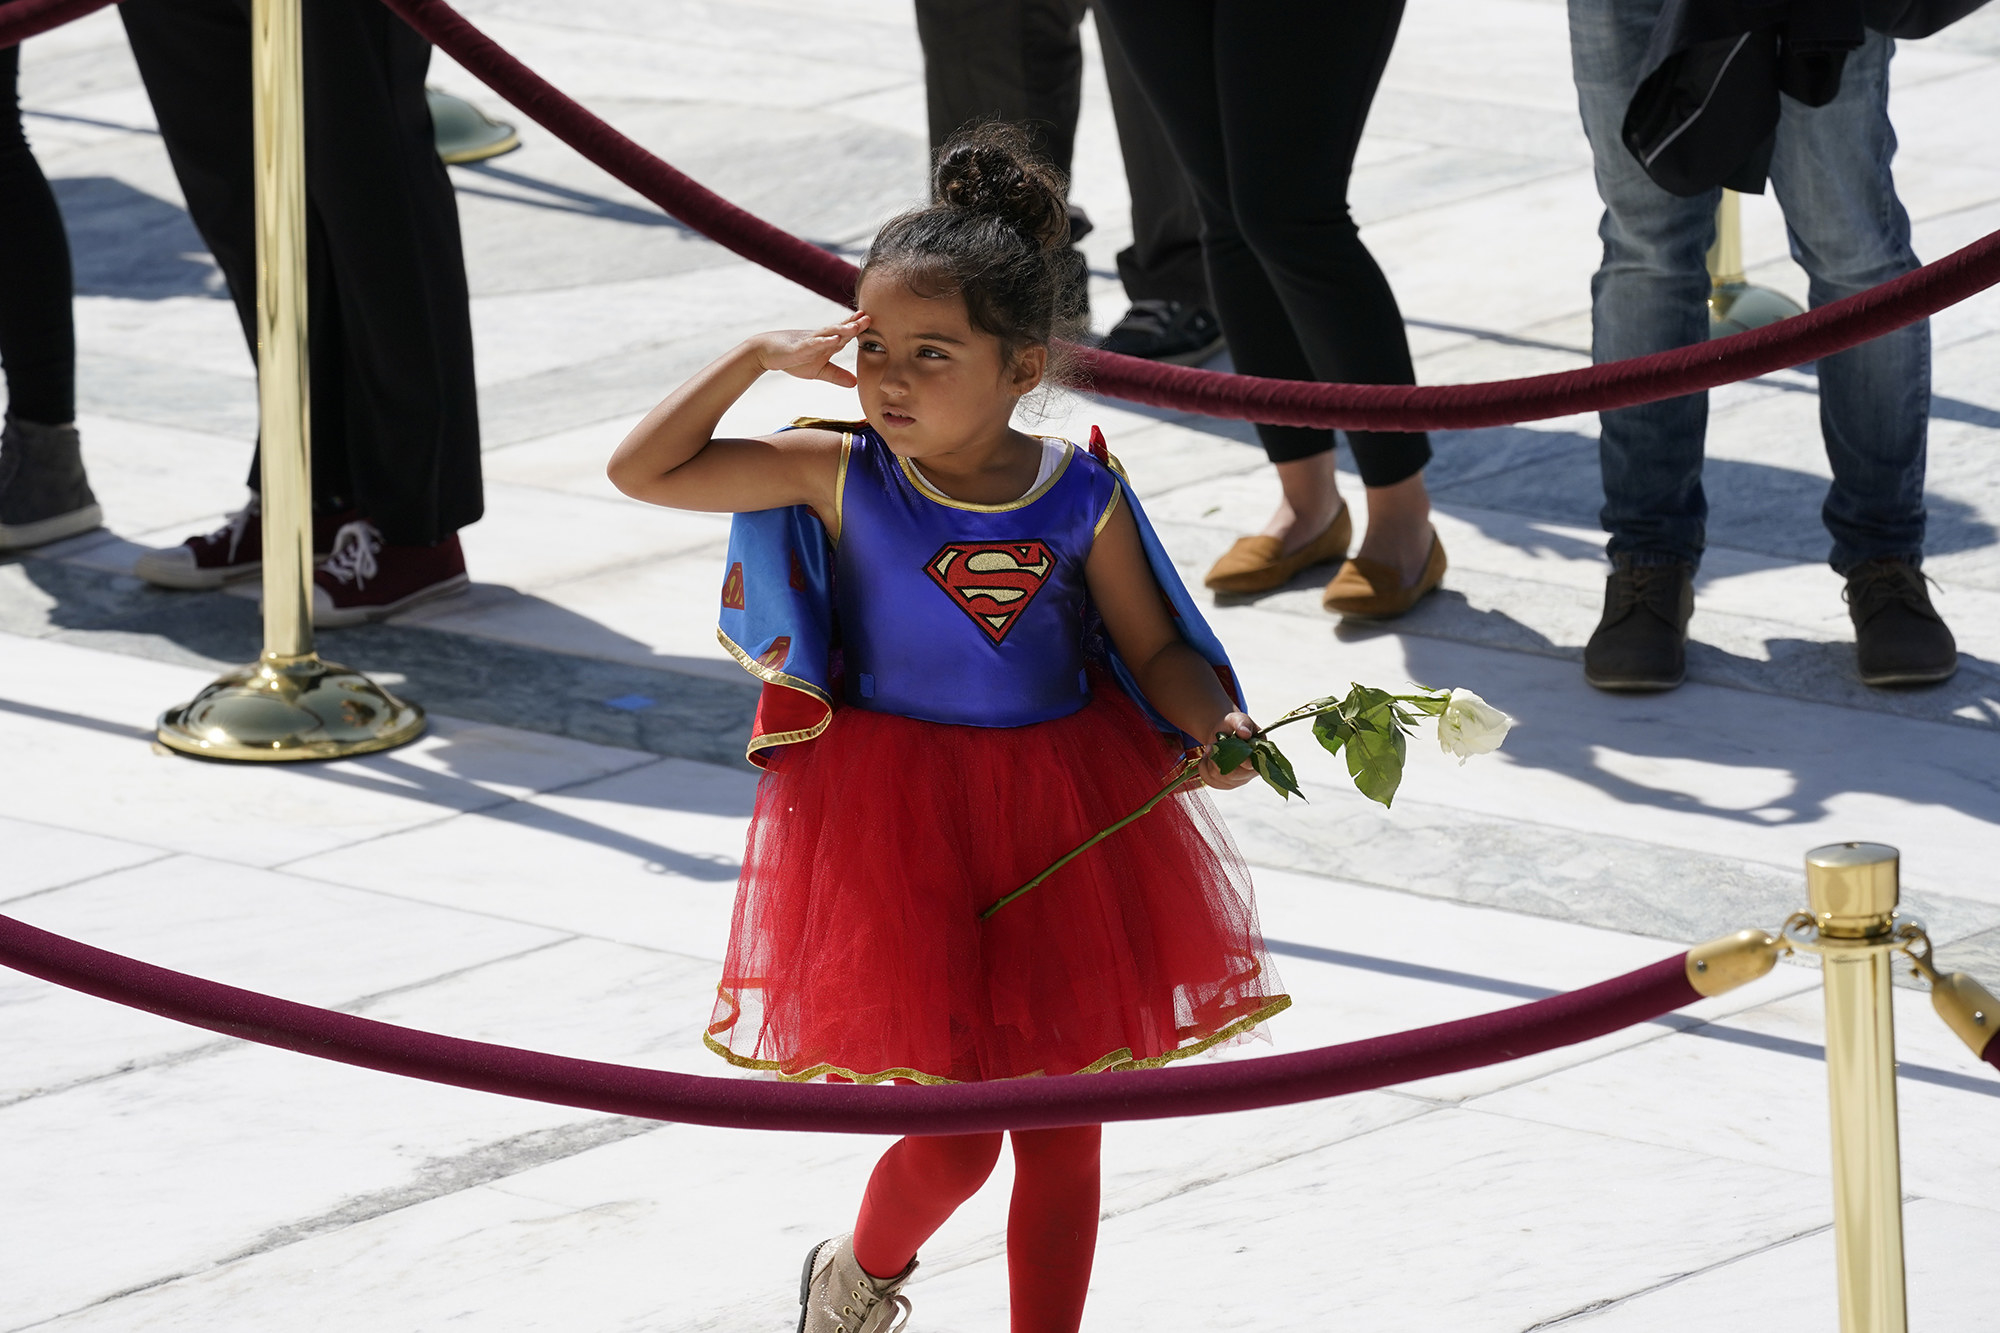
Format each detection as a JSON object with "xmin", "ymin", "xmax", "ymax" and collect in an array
[{"xmin": 934, "ymin": 123, "xmax": 1070, "ymax": 251}]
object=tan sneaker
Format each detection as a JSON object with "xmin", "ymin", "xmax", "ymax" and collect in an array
[
  {"xmin": 1203, "ymin": 504, "xmax": 1351, "ymax": 594},
  {"xmin": 798, "ymin": 1234, "xmax": 914, "ymax": 1333}
]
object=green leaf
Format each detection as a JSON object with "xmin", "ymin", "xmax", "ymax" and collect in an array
[
  {"xmin": 1344, "ymin": 708, "xmax": 1408, "ymax": 807},
  {"xmin": 1311, "ymin": 709, "xmax": 1354, "ymax": 757},
  {"xmin": 1342, "ymin": 684, "xmax": 1396, "ymax": 720},
  {"xmin": 1210, "ymin": 732, "xmax": 1254, "ymax": 774},
  {"xmin": 1248, "ymin": 737, "xmax": 1305, "ymax": 801}
]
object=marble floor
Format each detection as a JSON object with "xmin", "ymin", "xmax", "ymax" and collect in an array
[{"xmin": 5, "ymin": 0, "xmax": 2000, "ymax": 1329}]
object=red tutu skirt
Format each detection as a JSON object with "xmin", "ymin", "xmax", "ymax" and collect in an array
[{"xmin": 706, "ymin": 684, "xmax": 1289, "ymax": 1084}]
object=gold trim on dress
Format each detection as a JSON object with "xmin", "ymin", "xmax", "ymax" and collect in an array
[
  {"xmin": 832, "ymin": 431, "xmax": 851, "ymax": 544},
  {"xmin": 900, "ymin": 439, "xmax": 1075, "ymax": 513},
  {"xmin": 717, "ymin": 628, "xmax": 835, "ymax": 759},
  {"xmin": 1092, "ymin": 484, "xmax": 1122, "ymax": 539},
  {"xmin": 703, "ymin": 991, "xmax": 1292, "ymax": 1085},
  {"xmin": 783, "ymin": 418, "xmax": 854, "ymax": 545}
]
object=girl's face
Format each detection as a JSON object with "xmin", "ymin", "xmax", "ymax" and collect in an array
[{"xmin": 852, "ymin": 271, "xmax": 1046, "ymax": 460}]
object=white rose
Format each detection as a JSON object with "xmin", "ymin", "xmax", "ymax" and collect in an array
[{"xmin": 1437, "ymin": 688, "xmax": 1513, "ymax": 764}]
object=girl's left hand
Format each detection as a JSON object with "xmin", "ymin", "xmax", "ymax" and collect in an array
[{"xmin": 1198, "ymin": 711, "xmax": 1258, "ymax": 790}]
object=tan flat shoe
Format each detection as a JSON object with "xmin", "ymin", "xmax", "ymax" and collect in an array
[
  {"xmin": 1321, "ymin": 533, "xmax": 1447, "ymax": 618},
  {"xmin": 1203, "ymin": 505, "xmax": 1352, "ymax": 594}
]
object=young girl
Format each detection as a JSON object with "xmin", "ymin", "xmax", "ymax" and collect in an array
[{"xmin": 610, "ymin": 126, "xmax": 1288, "ymax": 1333}]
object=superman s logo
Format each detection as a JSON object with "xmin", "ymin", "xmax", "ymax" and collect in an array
[{"xmin": 925, "ymin": 540, "xmax": 1055, "ymax": 644}]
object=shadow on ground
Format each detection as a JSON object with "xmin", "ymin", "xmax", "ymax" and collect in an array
[
  {"xmin": 1, "ymin": 554, "xmax": 760, "ymax": 775},
  {"xmin": 53, "ymin": 177, "xmax": 224, "ymax": 301},
  {"xmin": 1357, "ymin": 601, "xmax": 2000, "ymax": 831}
]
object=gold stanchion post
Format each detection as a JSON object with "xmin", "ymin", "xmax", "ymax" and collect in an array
[
  {"xmin": 1805, "ymin": 842, "xmax": 1909, "ymax": 1333},
  {"xmin": 156, "ymin": 0, "xmax": 423, "ymax": 761},
  {"xmin": 1708, "ymin": 188, "xmax": 1805, "ymax": 336}
]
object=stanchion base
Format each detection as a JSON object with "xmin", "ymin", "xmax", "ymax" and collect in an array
[
  {"xmin": 157, "ymin": 653, "xmax": 425, "ymax": 762},
  {"xmin": 1709, "ymin": 282, "xmax": 1804, "ymax": 337},
  {"xmin": 427, "ymin": 87, "xmax": 519, "ymax": 165}
]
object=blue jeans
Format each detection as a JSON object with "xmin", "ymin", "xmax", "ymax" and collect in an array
[{"xmin": 1569, "ymin": 2, "xmax": 1930, "ymax": 574}]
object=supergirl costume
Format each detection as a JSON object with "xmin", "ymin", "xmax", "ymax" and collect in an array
[{"xmin": 705, "ymin": 421, "xmax": 1289, "ymax": 1084}]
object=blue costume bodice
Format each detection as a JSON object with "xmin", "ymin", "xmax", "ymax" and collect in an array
[
  {"xmin": 714, "ymin": 420, "xmax": 1242, "ymax": 766},
  {"xmin": 835, "ymin": 427, "xmax": 1120, "ymax": 727}
]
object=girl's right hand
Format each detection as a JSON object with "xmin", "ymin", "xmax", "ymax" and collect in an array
[{"xmin": 752, "ymin": 313, "xmax": 871, "ymax": 388}]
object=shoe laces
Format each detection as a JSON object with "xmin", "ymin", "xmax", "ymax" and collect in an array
[
  {"xmin": 202, "ymin": 498, "xmax": 260, "ymax": 563},
  {"xmin": 1607, "ymin": 561, "xmax": 1685, "ymax": 618},
  {"xmin": 1844, "ymin": 557, "xmax": 1939, "ymax": 621},
  {"xmin": 322, "ymin": 519, "xmax": 384, "ymax": 589},
  {"xmin": 834, "ymin": 1290, "xmax": 910, "ymax": 1333}
]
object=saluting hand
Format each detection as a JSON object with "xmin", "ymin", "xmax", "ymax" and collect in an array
[{"xmin": 752, "ymin": 313, "xmax": 871, "ymax": 388}]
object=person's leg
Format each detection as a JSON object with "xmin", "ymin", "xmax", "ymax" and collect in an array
[
  {"xmin": 914, "ymin": 0, "xmax": 1089, "ymax": 172},
  {"xmin": 1092, "ymin": 6, "xmax": 1207, "ymax": 312},
  {"xmin": 1095, "ymin": 0, "xmax": 1344, "ymax": 564},
  {"xmin": 0, "ymin": 42, "xmax": 99, "ymax": 551},
  {"xmin": 1006, "ymin": 1126, "xmax": 1101, "ymax": 1333},
  {"xmin": 913, "ymin": 0, "xmax": 1094, "ymax": 320},
  {"xmin": 1766, "ymin": 32, "xmax": 1926, "ymax": 574},
  {"xmin": 851, "ymin": 1133, "xmax": 1006, "ymax": 1278},
  {"xmin": 0, "ymin": 44, "xmax": 77, "ymax": 427},
  {"xmin": 120, "ymin": 0, "xmax": 344, "ymax": 502},
  {"xmin": 1566, "ymin": 0, "xmax": 1714, "ymax": 689},
  {"xmin": 1765, "ymin": 32, "xmax": 1951, "ymax": 684},
  {"xmin": 299, "ymin": 0, "xmax": 480, "ymax": 547},
  {"xmin": 119, "ymin": 0, "xmax": 258, "ymax": 364},
  {"xmin": 1569, "ymin": 0, "xmax": 1714, "ymax": 568},
  {"xmin": 1191, "ymin": 0, "xmax": 1435, "ymax": 599}
]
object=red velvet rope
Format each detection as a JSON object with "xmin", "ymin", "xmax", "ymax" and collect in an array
[
  {"xmin": 0, "ymin": 0, "xmax": 116, "ymax": 47},
  {"xmin": 377, "ymin": 0, "xmax": 2000, "ymax": 432},
  {"xmin": 0, "ymin": 912, "xmax": 1699, "ymax": 1132},
  {"xmin": 9, "ymin": 0, "xmax": 2000, "ymax": 431}
]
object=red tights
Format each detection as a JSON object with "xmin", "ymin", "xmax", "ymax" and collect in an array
[{"xmin": 851, "ymin": 1126, "xmax": 1102, "ymax": 1333}]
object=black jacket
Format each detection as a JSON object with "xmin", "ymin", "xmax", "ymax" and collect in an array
[{"xmin": 1622, "ymin": 0, "xmax": 1990, "ymax": 196}]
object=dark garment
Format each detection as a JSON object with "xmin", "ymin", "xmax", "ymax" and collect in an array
[
  {"xmin": 1096, "ymin": 14, "xmax": 1206, "ymax": 308},
  {"xmin": 121, "ymin": 0, "xmax": 481, "ymax": 544},
  {"xmin": 1622, "ymin": 0, "xmax": 1864, "ymax": 196},
  {"xmin": 1094, "ymin": 0, "xmax": 1430, "ymax": 483},
  {"xmin": 912, "ymin": 0, "xmax": 1210, "ymax": 309},
  {"xmin": 1623, "ymin": 0, "xmax": 1988, "ymax": 196},
  {"xmin": 0, "ymin": 41, "xmax": 77, "ymax": 425}
]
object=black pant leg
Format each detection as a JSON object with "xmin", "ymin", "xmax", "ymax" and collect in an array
[
  {"xmin": 299, "ymin": 0, "xmax": 479, "ymax": 544},
  {"xmin": 1212, "ymin": 0, "xmax": 1427, "ymax": 485},
  {"xmin": 1091, "ymin": 8, "xmax": 1207, "ymax": 310},
  {"xmin": 1094, "ymin": 0, "xmax": 1332, "ymax": 464},
  {"xmin": 120, "ymin": 0, "xmax": 362, "ymax": 508},
  {"xmin": 121, "ymin": 0, "xmax": 479, "ymax": 540},
  {"xmin": 119, "ymin": 0, "xmax": 257, "ymax": 351},
  {"xmin": 914, "ymin": 0, "xmax": 1088, "ymax": 173},
  {"xmin": 0, "ymin": 40, "xmax": 77, "ymax": 425}
]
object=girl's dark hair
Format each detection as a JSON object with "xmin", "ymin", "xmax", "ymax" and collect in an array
[{"xmin": 859, "ymin": 123, "xmax": 1084, "ymax": 376}]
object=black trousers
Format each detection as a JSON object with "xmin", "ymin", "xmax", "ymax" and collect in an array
[
  {"xmin": 1094, "ymin": 0, "xmax": 1430, "ymax": 482},
  {"xmin": 121, "ymin": 0, "xmax": 481, "ymax": 544},
  {"xmin": 0, "ymin": 40, "xmax": 76, "ymax": 425},
  {"xmin": 913, "ymin": 0, "xmax": 1209, "ymax": 309}
]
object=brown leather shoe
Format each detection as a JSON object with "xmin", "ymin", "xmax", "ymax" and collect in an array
[
  {"xmin": 1321, "ymin": 532, "xmax": 1447, "ymax": 618},
  {"xmin": 1203, "ymin": 505, "xmax": 1351, "ymax": 594}
]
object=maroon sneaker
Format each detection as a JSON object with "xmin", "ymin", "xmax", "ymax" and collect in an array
[
  {"xmin": 311, "ymin": 519, "xmax": 469, "ymax": 626},
  {"xmin": 134, "ymin": 496, "xmax": 353, "ymax": 590}
]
